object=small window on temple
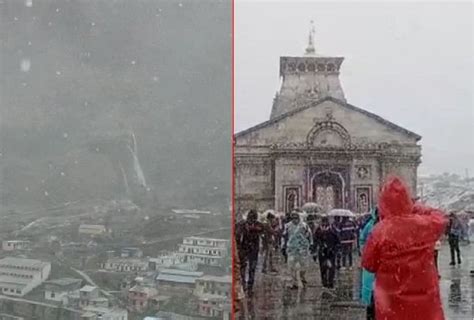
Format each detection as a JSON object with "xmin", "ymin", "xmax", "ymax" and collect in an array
[
  {"xmin": 317, "ymin": 63, "xmax": 325, "ymax": 71},
  {"xmin": 287, "ymin": 62, "xmax": 296, "ymax": 71},
  {"xmin": 307, "ymin": 63, "xmax": 315, "ymax": 72},
  {"xmin": 297, "ymin": 63, "xmax": 306, "ymax": 72},
  {"xmin": 327, "ymin": 63, "xmax": 335, "ymax": 72}
]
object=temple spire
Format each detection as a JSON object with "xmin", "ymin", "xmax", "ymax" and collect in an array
[{"xmin": 305, "ymin": 20, "xmax": 316, "ymax": 56}]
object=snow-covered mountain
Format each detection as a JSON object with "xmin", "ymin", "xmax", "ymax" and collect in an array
[{"xmin": 419, "ymin": 174, "xmax": 474, "ymax": 212}]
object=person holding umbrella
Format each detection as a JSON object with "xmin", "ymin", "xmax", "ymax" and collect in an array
[
  {"xmin": 339, "ymin": 216, "xmax": 357, "ymax": 269},
  {"xmin": 314, "ymin": 216, "xmax": 340, "ymax": 289},
  {"xmin": 328, "ymin": 209, "xmax": 356, "ymax": 269}
]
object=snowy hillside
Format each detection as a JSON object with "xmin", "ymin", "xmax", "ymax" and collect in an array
[{"xmin": 419, "ymin": 174, "xmax": 474, "ymax": 212}]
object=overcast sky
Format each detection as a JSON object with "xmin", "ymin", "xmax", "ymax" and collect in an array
[{"xmin": 235, "ymin": 1, "xmax": 473, "ymax": 176}]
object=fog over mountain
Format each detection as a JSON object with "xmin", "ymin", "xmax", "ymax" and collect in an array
[{"xmin": 0, "ymin": 0, "xmax": 231, "ymax": 210}]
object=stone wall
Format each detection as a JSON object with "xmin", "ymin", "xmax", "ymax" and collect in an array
[
  {"xmin": 234, "ymin": 156, "xmax": 274, "ymax": 217},
  {"xmin": 235, "ymin": 147, "xmax": 420, "ymax": 214}
]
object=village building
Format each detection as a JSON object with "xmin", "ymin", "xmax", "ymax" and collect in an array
[
  {"xmin": 80, "ymin": 307, "xmax": 128, "ymax": 320},
  {"xmin": 235, "ymin": 25, "xmax": 421, "ymax": 215},
  {"xmin": 194, "ymin": 275, "xmax": 232, "ymax": 318},
  {"xmin": 194, "ymin": 275, "xmax": 231, "ymax": 298},
  {"xmin": 127, "ymin": 285, "xmax": 159, "ymax": 313},
  {"xmin": 103, "ymin": 258, "xmax": 148, "ymax": 272},
  {"xmin": 120, "ymin": 247, "xmax": 143, "ymax": 258},
  {"xmin": 44, "ymin": 278, "xmax": 82, "ymax": 303},
  {"xmin": 156, "ymin": 269, "xmax": 203, "ymax": 291},
  {"xmin": 1, "ymin": 240, "xmax": 30, "ymax": 252},
  {"xmin": 0, "ymin": 257, "xmax": 51, "ymax": 297},
  {"xmin": 79, "ymin": 285, "xmax": 108, "ymax": 308},
  {"xmin": 149, "ymin": 253, "xmax": 198, "ymax": 271},
  {"xmin": 178, "ymin": 237, "xmax": 230, "ymax": 267}
]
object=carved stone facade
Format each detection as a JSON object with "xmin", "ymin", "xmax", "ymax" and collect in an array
[{"xmin": 235, "ymin": 39, "xmax": 422, "ymax": 216}]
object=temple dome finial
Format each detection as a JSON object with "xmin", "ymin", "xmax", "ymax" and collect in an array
[{"xmin": 305, "ymin": 20, "xmax": 316, "ymax": 56}]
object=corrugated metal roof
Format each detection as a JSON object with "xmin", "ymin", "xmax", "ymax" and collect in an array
[
  {"xmin": 156, "ymin": 274, "xmax": 198, "ymax": 284},
  {"xmin": 159, "ymin": 269, "xmax": 203, "ymax": 277},
  {"xmin": 44, "ymin": 278, "xmax": 82, "ymax": 287},
  {"xmin": 197, "ymin": 275, "xmax": 231, "ymax": 283},
  {"xmin": 0, "ymin": 257, "xmax": 48, "ymax": 268},
  {"xmin": 80, "ymin": 285, "xmax": 97, "ymax": 292}
]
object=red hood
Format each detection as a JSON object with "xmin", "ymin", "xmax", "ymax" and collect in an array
[{"xmin": 379, "ymin": 176, "xmax": 413, "ymax": 219}]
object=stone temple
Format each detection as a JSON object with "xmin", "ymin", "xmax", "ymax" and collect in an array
[{"xmin": 234, "ymin": 24, "xmax": 422, "ymax": 216}]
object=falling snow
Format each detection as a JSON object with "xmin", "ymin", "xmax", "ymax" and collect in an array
[
  {"xmin": 152, "ymin": 76, "xmax": 159, "ymax": 82},
  {"xmin": 56, "ymin": 71, "xmax": 61, "ymax": 76},
  {"xmin": 20, "ymin": 59, "xmax": 31, "ymax": 72},
  {"xmin": 63, "ymin": 132, "xmax": 68, "ymax": 138},
  {"xmin": 25, "ymin": 0, "xmax": 32, "ymax": 7},
  {"xmin": 131, "ymin": 60, "xmax": 136, "ymax": 65}
]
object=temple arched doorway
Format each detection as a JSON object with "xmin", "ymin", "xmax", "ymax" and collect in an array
[{"xmin": 311, "ymin": 171, "xmax": 345, "ymax": 211}]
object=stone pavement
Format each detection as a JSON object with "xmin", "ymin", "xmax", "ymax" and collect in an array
[
  {"xmin": 237, "ymin": 243, "xmax": 474, "ymax": 320},
  {"xmin": 439, "ymin": 242, "xmax": 474, "ymax": 320},
  {"xmin": 237, "ymin": 252, "xmax": 366, "ymax": 320}
]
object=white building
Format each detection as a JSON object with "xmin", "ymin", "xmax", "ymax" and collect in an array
[
  {"xmin": 178, "ymin": 237, "xmax": 229, "ymax": 267},
  {"xmin": 0, "ymin": 257, "xmax": 51, "ymax": 297},
  {"xmin": 2, "ymin": 240, "xmax": 30, "ymax": 252},
  {"xmin": 81, "ymin": 307, "xmax": 127, "ymax": 320},
  {"xmin": 151, "ymin": 253, "xmax": 184, "ymax": 266},
  {"xmin": 103, "ymin": 258, "xmax": 148, "ymax": 272},
  {"xmin": 149, "ymin": 253, "xmax": 198, "ymax": 271},
  {"xmin": 44, "ymin": 278, "xmax": 82, "ymax": 302},
  {"xmin": 194, "ymin": 275, "xmax": 231, "ymax": 298}
]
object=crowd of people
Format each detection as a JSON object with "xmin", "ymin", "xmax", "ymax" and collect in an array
[
  {"xmin": 235, "ymin": 208, "xmax": 361, "ymax": 296},
  {"xmin": 234, "ymin": 176, "xmax": 472, "ymax": 320}
]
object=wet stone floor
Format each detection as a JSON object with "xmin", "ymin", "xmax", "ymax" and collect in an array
[{"xmin": 237, "ymin": 243, "xmax": 474, "ymax": 320}]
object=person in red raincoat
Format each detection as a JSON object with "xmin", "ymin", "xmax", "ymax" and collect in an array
[{"xmin": 361, "ymin": 176, "xmax": 447, "ymax": 320}]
